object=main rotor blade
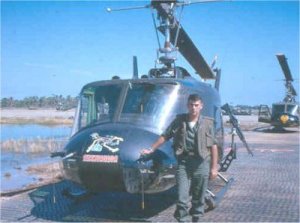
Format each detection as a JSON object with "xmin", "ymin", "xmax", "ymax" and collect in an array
[
  {"xmin": 170, "ymin": 23, "xmax": 216, "ymax": 79},
  {"xmin": 153, "ymin": 3, "xmax": 215, "ymax": 79},
  {"xmin": 289, "ymin": 84, "xmax": 297, "ymax": 96},
  {"xmin": 276, "ymin": 54, "xmax": 293, "ymax": 82}
]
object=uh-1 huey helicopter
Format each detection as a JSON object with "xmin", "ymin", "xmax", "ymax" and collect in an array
[
  {"xmin": 51, "ymin": 0, "xmax": 253, "ymax": 211},
  {"xmin": 258, "ymin": 54, "xmax": 299, "ymax": 129}
]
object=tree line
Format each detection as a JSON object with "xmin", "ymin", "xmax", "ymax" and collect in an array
[{"xmin": 1, "ymin": 95, "xmax": 78, "ymax": 110}]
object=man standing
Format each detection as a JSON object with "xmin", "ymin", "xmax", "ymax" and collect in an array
[{"xmin": 141, "ymin": 94, "xmax": 218, "ymax": 222}]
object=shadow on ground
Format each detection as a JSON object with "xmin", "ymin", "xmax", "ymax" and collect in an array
[
  {"xmin": 25, "ymin": 180, "xmax": 176, "ymax": 222},
  {"xmin": 253, "ymin": 126, "xmax": 299, "ymax": 133}
]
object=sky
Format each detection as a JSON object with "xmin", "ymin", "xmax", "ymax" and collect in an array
[{"xmin": 1, "ymin": 0, "xmax": 299, "ymax": 106}]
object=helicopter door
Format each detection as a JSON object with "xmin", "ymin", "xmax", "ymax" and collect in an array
[{"xmin": 258, "ymin": 105, "xmax": 271, "ymax": 123}]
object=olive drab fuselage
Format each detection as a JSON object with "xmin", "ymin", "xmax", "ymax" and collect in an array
[{"xmin": 61, "ymin": 78, "xmax": 224, "ymax": 194}]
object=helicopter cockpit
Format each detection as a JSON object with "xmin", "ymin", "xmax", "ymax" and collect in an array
[
  {"xmin": 71, "ymin": 81, "xmax": 187, "ymax": 136},
  {"xmin": 272, "ymin": 103, "xmax": 299, "ymax": 116},
  {"xmin": 71, "ymin": 78, "xmax": 221, "ymax": 137}
]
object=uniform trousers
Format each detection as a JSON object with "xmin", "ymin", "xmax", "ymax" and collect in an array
[{"xmin": 174, "ymin": 155, "xmax": 210, "ymax": 222}]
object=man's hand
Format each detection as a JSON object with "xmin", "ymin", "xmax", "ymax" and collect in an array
[
  {"xmin": 140, "ymin": 136, "xmax": 165, "ymax": 157},
  {"xmin": 139, "ymin": 148, "xmax": 155, "ymax": 161},
  {"xmin": 140, "ymin": 148, "xmax": 154, "ymax": 155},
  {"xmin": 210, "ymin": 168, "xmax": 218, "ymax": 180}
]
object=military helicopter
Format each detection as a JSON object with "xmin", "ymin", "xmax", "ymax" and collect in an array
[
  {"xmin": 258, "ymin": 54, "xmax": 299, "ymax": 129},
  {"xmin": 51, "ymin": 0, "xmax": 252, "ymax": 210}
]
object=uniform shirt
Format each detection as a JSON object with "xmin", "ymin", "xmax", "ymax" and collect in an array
[
  {"xmin": 161, "ymin": 114, "xmax": 216, "ymax": 159},
  {"xmin": 185, "ymin": 121, "xmax": 198, "ymax": 152}
]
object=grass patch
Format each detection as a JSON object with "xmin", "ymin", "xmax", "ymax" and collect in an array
[{"xmin": 0, "ymin": 117, "xmax": 73, "ymax": 126}]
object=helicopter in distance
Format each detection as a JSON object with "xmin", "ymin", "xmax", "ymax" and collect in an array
[
  {"xmin": 51, "ymin": 0, "xmax": 253, "ymax": 211},
  {"xmin": 258, "ymin": 54, "xmax": 299, "ymax": 129}
]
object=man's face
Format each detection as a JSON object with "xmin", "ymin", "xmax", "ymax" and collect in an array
[{"xmin": 187, "ymin": 99, "xmax": 203, "ymax": 116}]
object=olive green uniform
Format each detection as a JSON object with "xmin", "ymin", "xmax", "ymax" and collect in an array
[{"xmin": 162, "ymin": 114, "xmax": 217, "ymax": 222}]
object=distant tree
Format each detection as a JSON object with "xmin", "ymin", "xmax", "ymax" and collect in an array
[
  {"xmin": 1, "ymin": 98, "xmax": 10, "ymax": 107},
  {"xmin": 1, "ymin": 95, "xmax": 78, "ymax": 109}
]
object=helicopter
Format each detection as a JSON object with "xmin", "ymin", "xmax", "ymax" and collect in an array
[
  {"xmin": 51, "ymin": 0, "xmax": 253, "ymax": 211},
  {"xmin": 258, "ymin": 54, "xmax": 299, "ymax": 129}
]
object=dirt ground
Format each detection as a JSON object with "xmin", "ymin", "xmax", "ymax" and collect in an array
[{"xmin": 0, "ymin": 108, "xmax": 76, "ymax": 125}]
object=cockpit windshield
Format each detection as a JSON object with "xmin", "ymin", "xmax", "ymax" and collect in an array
[
  {"xmin": 272, "ymin": 104, "xmax": 285, "ymax": 115},
  {"xmin": 73, "ymin": 82, "xmax": 183, "ymax": 134},
  {"xmin": 121, "ymin": 83, "xmax": 181, "ymax": 131},
  {"xmin": 272, "ymin": 103, "xmax": 299, "ymax": 116}
]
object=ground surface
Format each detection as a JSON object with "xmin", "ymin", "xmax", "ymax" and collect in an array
[
  {"xmin": 0, "ymin": 108, "xmax": 75, "ymax": 125},
  {"xmin": 1, "ymin": 122, "xmax": 299, "ymax": 222}
]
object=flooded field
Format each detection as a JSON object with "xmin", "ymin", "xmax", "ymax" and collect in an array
[
  {"xmin": 1, "ymin": 109, "xmax": 73, "ymax": 193},
  {"xmin": 1, "ymin": 152, "xmax": 56, "ymax": 192}
]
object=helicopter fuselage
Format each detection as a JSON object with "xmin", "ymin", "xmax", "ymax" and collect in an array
[
  {"xmin": 61, "ymin": 77, "xmax": 223, "ymax": 194},
  {"xmin": 258, "ymin": 102, "xmax": 299, "ymax": 128},
  {"xmin": 270, "ymin": 102, "xmax": 299, "ymax": 127}
]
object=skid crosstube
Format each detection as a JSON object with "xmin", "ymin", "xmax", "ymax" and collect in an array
[{"xmin": 205, "ymin": 172, "xmax": 234, "ymax": 211}]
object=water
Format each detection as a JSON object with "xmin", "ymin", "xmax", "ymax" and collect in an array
[
  {"xmin": 1, "ymin": 124, "xmax": 71, "ymax": 141},
  {"xmin": 1, "ymin": 152, "xmax": 55, "ymax": 192},
  {"xmin": 1, "ymin": 124, "xmax": 71, "ymax": 192}
]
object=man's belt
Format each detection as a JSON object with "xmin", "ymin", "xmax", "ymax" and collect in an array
[
  {"xmin": 184, "ymin": 151, "xmax": 196, "ymax": 156},
  {"xmin": 175, "ymin": 147, "xmax": 197, "ymax": 156}
]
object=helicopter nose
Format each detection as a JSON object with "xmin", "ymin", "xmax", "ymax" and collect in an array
[
  {"xmin": 280, "ymin": 114, "xmax": 289, "ymax": 124},
  {"xmin": 76, "ymin": 123, "xmax": 164, "ymax": 165},
  {"xmin": 62, "ymin": 123, "xmax": 176, "ymax": 193}
]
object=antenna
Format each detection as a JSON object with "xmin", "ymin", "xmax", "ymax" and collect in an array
[
  {"xmin": 214, "ymin": 68, "xmax": 221, "ymax": 91},
  {"xmin": 133, "ymin": 56, "xmax": 139, "ymax": 79}
]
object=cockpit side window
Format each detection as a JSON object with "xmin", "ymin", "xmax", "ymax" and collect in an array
[
  {"xmin": 80, "ymin": 88, "xmax": 96, "ymax": 128},
  {"xmin": 78, "ymin": 85, "xmax": 122, "ymax": 129},
  {"xmin": 95, "ymin": 85, "xmax": 122, "ymax": 121},
  {"xmin": 79, "ymin": 96, "xmax": 89, "ymax": 129}
]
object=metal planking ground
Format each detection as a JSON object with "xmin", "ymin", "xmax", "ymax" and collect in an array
[{"xmin": 1, "ymin": 130, "xmax": 299, "ymax": 222}]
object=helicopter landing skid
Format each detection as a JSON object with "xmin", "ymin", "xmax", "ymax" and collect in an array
[{"xmin": 205, "ymin": 173, "xmax": 234, "ymax": 211}]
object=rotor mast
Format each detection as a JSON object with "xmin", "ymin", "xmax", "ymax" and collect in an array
[
  {"xmin": 152, "ymin": 0, "xmax": 217, "ymax": 79},
  {"xmin": 107, "ymin": 0, "xmax": 218, "ymax": 79},
  {"xmin": 151, "ymin": 1, "xmax": 179, "ymax": 77}
]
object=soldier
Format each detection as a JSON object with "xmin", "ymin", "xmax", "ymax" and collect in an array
[
  {"xmin": 141, "ymin": 94, "xmax": 218, "ymax": 222},
  {"xmin": 97, "ymin": 96, "xmax": 109, "ymax": 119}
]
